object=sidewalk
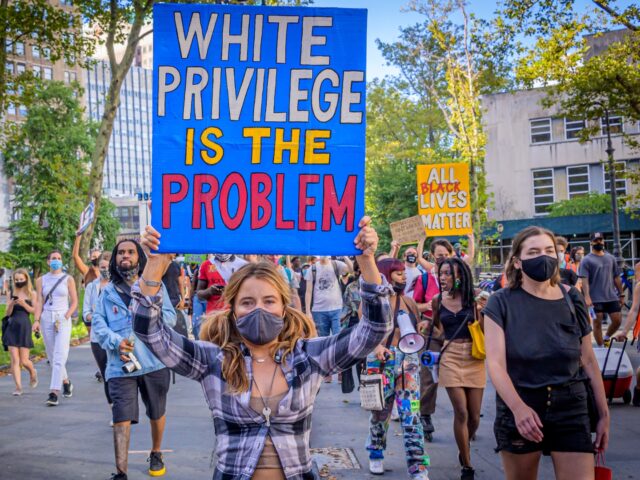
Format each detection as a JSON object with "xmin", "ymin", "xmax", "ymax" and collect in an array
[{"xmin": 0, "ymin": 341, "xmax": 638, "ymax": 479}]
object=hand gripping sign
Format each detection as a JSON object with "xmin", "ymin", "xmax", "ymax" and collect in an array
[{"xmin": 153, "ymin": 4, "xmax": 367, "ymax": 255}]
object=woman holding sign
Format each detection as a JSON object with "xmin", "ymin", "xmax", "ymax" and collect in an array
[{"xmin": 131, "ymin": 218, "xmax": 398, "ymax": 480}]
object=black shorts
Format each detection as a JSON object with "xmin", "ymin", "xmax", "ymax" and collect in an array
[
  {"xmin": 109, "ymin": 368, "xmax": 170, "ymax": 424},
  {"xmin": 494, "ymin": 381, "xmax": 593, "ymax": 456},
  {"xmin": 593, "ymin": 301, "xmax": 621, "ymax": 315}
]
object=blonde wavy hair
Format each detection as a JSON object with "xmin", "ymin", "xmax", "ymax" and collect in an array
[
  {"xmin": 199, "ymin": 261, "xmax": 317, "ymax": 393},
  {"xmin": 12, "ymin": 268, "xmax": 34, "ymax": 296}
]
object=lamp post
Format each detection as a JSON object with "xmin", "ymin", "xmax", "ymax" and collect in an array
[{"xmin": 602, "ymin": 106, "xmax": 623, "ymax": 267}]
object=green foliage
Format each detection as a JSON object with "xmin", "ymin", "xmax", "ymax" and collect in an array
[
  {"xmin": 365, "ymin": 80, "xmax": 452, "ymax": 252},
  {"xmin": 547, "ymin": 192, "xmax": 619, "ymax": 217},
  {"xmin": 94, "ymin": 198, "xmax": 122, "ymax": 251},
  {"xmin": 373, "ymin": 0, "xmax": 513, "ymax": 255},
  {"xmin": 0, "ymin": 0, "xmax": 93, "ymax": 117},
  {"xmin": 2, "ymin": 81, "xmax": 96, "ymax": 275}
]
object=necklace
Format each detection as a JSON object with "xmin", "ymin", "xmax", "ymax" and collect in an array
[
  {"xmin": 252, "ymin": 363, "xmax": 278, "ymax": 427},
  {"xmin": 252, "ymin": 356, "xmax": 268, "ymax": 363}
]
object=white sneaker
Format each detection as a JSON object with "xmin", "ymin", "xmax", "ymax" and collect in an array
[
  {"xmin": 369, "ymin": 459, "xmax": 384, "ymax": 475},
  {"xmin": 391, "ymin": 403, "xmax": 400, "ymax": 421}
]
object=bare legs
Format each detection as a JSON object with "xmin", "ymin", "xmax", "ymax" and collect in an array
[
  {"xmin": 446, "ymin": 387, "xmax": 484, "ymax": 467},
  {"xmin": 9, "ymin": 346, "xmax": 37, "ymax": 392}
]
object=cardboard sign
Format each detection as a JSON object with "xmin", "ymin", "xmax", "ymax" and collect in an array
[
  {"xmin": 390, "ymin": 216, "xmax": 426, "ymax": 245},
  {"xmin": 77, "ymin": 201, "xmax": 95, "ymax": 235},
  {"xmin": 416, "ymin": 162, "xmax": 472, "ymax": 236},
  {"xmin": 152, "ymin": 4, "xmax": 367, "ymax": 254}
]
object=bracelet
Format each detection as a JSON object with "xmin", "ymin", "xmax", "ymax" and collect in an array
[{"xmin": 140, "ymin": 275, "xmax": 162, "ymax": 287}]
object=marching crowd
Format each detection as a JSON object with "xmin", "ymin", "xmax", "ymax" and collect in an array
[{"xmin": 3, "ymin": 219, "xmax": 640, "ymax": 480}]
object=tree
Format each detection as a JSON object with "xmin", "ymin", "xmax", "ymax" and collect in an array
[
  {"xmin": 76, "ymin": 0, "xmax": 311, "ymax": 264},
  {"xmin": 377, "ymin": 0, "xmax": 514, "ymax": 258},
  {"xmin": 2, "ymin": 81, "xmax": 95, "ymax": 275},
  {"xmin": 366, "ymin": 80, "xmax": 451, "ymax": 252},
  {"xmin": 547, "ymin": 192, "xmax": 621, "ymax": 217},
  {"xmin": 0, "ymin": 0, "xmax": 92, "ymax": 117}
]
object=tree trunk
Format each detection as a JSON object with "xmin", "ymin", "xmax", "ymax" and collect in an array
[{"xmin": 79, "ymin": 4, "xmax": 148, "ymax": 259}]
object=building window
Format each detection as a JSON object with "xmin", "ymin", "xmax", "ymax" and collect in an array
[
  {"xmin": 6, "ymin": 61, "xmax": 14, "ymax": 75},
  {"xmin": 64, "ymin": 71, "xmax": 70, "ymax": 83},
  {"xmin": 601, "ymin": 115, "xmax": 623, "ymax": 136},
  {"xmin": 7, "ymin": 103, "xmax": 16, "ymax": 115},
  {"xmin": 16, "ymin": 62, "xmax": 25, "ymax": 74},
  {"xmin": 533, "ymin": 169, "xmax": 554, "ymax": 215},
  {"xmin": 604, "ymin": 161, "xmax": 627, "ymax": 196},
  {"xmin": 43, "ymin": 47, "xmax": 51, "ymax": 60},
  {"xmin": 32, "ymin": 45, "xmax": 40, "ymax": 58},
  {"xmin": 565, "ymin": 118, "xmax": 585, "ymax": 140},
  {"xmin": 15, "ymin": 42, "xmax": 25, "ymax": 56},
  {"xmin": 18, "ymin": 104, "xmax": 27, "ymax": 116},
  {"xmin": 32, "ymin": 65, "xmax": 41, "ymax": 77},
  {"xmin": 530, "ymin": 118, "xmax": 552, "ymax": 144},
  {"xmin": 567, "ymin": 165, "xmax": 590, "ymax": 198},
  {"xmin": 43, "ymin": 67, "xmax": 53, "ymax": 80}
]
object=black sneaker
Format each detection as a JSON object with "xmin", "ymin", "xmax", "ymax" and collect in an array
[
  {"xmin": 63, "ymin": 381, "xmax": 73, "ymax": 398},
  {"xmin": 461, "ymin": 467, "xmax": 475, "ymax": 480},
  {"xmin": 46, "ymin": 392, "xmax": 59, "ymax": 406},
  {"xmin": 108, "ymin": 474, "xmax": 127, "ymax": 480},
  {"xmin": 148, "ymin": 451, "xmax": 166, "ymax": 477},
  {"xmin": 421, "ymin": 415, "xmax": 435, "ymax": 434}
]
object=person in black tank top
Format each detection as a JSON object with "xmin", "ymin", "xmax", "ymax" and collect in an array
[
  {"xmin": 431, "ymin": 257, "xmax": 485, "ymax": 480},
  {"xmin": 483, "ymin": 226, "xmax": 610, "ymax": 480}
]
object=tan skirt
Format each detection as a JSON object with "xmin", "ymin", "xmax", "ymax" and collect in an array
[{"xmin": 438, "ymin": 340, "xmax": 486, "ymax": 389}]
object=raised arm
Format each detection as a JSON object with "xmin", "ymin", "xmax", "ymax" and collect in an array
[
  {"xmin": 72, "ymin": 234, "xmax": 89, "ymax": 277},
  {"xmin": 304, "ymin": 217, "xmax": 392, "ymax": 375}
]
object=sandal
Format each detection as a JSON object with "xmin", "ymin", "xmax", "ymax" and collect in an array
[
  {"xmin": 30, "ymin": 373, "xmax": 38, "ymax": 389},
  {"xmin": 13, "ymin": 389, "xmax": 23, "ymax": 396}
]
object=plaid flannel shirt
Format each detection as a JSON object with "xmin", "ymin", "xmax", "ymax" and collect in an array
[{"xmin": 130, "ymin": 278, "xmax": 392, "ymax": 480}]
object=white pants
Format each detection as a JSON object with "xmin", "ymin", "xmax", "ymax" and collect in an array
[{"xmin": 41, "ymin": 309, "xmax": 71, "ymax": 391}]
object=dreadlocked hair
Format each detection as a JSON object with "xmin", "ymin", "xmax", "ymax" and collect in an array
[
  {"xmin": 199, "ymin": 261, "xmax": 317, "ymax": 394},
  {"xmin": 437, "ymin": 256, "xmax": 475, "ymax": 308}
]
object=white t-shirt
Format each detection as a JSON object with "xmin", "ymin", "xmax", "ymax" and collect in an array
[
  {"xmin": 404, "ymin": 265, "xmax": 422, "ymax": 296},
  {"xmin": 214, "ymin": 257, "xmax": 248, "ymax": 283},
  {"xmin": 305, "ymin": 260, "xmax": 348, "ymax": 312}
]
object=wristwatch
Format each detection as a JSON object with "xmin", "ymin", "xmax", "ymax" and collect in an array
[{"xmin": 140, "ymin": 275, "xmax": 162, "ymax": 287}]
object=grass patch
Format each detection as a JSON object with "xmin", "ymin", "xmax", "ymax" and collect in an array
[{"xmin": 1, "ymin": 292, "xmax": 88, "ymax": 368}]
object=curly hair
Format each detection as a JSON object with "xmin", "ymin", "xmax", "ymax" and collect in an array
[
  {"xmin": 199, "ymin": 261, "xmax": 316, "ymax": 394},
  {"xmin": 437, "ymin": 257, "xmax": 475, "ymax": 308}
]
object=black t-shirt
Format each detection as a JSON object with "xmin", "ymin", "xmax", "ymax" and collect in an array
[
  {"xmin": 162, "ymin": 261, "xmax": 181, "ymax": 308},
  {"xmin": 560, "ymin": 268, "xmax": 578, "ymax": 287},
  {"xmin": 483, "ymin": 286, "xmax": 592, "ymax": 389}
]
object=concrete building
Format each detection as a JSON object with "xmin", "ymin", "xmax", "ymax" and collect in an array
[
  {"xmin": 85, "ymin": 60, "xmax": 153, "ymax": 197},
  {"xmin": 483, "ymin": 87, "xmax": 640, "ymax": 264},
  {"xmin": 484, "ymin": 88, "xmax": 640, "ymax": 220},
  {"xmin": 1, "ymin": 0, "xmax": 85, "ymax": 251}
]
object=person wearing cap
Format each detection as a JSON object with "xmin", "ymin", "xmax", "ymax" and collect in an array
[{"xmin": 578, "ymin": 232, "xmax": 624, "ymax": 346}]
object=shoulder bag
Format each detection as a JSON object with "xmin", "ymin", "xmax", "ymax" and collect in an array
[{"xmin": 468, "ymin": 304, "xmax": 486, "ymax": 360}]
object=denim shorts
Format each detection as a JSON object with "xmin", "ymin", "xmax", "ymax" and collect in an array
[{"xmin": 494, "ymin": 381, "xmax": 593, "ymax": 455}]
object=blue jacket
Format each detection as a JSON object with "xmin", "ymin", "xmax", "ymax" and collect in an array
[{"xmin": 92, "ymin": 281, "xmax": 176, "ymax": 381}]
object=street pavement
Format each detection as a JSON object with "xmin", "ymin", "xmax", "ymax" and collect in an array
[{"xmin": 1, "ymin": 339, "xmax": 639, "ymax": 480}]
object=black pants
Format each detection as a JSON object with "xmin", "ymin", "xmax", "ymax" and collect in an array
[{"xmin": 91, "ymin": 341, "xmax": 111, "ymax": 404}]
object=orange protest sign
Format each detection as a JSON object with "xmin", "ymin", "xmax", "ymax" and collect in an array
[{"xmin": 416, "ymin": 162, "xmax": 472, "ymax": 237}]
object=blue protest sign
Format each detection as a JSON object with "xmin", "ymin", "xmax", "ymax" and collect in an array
[{"xmin": 152, "ymin": 4, "xmax": 366, "ymax": 255}]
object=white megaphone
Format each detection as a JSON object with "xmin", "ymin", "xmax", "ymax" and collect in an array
[{"xmin": 397, "ymin": 310, "xmax": 425, "ymax": 354}]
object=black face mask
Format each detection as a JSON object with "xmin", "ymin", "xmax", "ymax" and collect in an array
[
  {"xmin": 406, "ymin": 255, "xmax": 417, "ymax": 264},
  {"xmin": 592, "ymin": 244, "xmax": 605, "ymax": 252},
  {"xmin": 116, "ymin": 264, "xmax": 138, "ymax": 282},
  {"xmin": 392, "ymin": 282, "xmax": 406, "ymax": 293},
  {"xmin": 520, "ymin": 255, "xmax": 558, "ymax": 282},
  {"xmin": 235, "ymin": 308, "xmax": 284, "ymax": 345},
  {"xmin": 15, "ymin": 281, "xmax": 27, "ymax": 288}
]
